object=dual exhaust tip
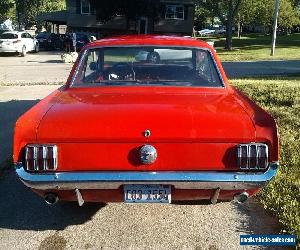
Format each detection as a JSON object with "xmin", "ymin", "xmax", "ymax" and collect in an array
[
  {"xmin": 44, "ymin": 193, "xmax": 59, "ymax": 205},
  {"xmin": 44, "ymin": 189, "xmax": 85, "ymax": 206},
  {"xmin": 234, "ymin": 192, "xmax": 249, "ymax": 203}
]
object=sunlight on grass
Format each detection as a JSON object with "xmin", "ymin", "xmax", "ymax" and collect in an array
[
  {"xmin": 231, "ymin": 77, "xmax": 300, "ymax": 239},
  {"xmin": 200, "ymin": 33, "xmax": 300, "ymax": 61}
]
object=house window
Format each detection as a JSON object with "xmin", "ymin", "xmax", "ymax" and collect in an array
[
  {"xmin": 81, "ymin": 0, "xmax": 90, "ymax": 15},
  {"xmin": 165, "ymin": 5, "xmax": 184, "ymax": 20}
]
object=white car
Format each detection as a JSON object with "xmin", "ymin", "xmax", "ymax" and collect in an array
[
  {"xmin": 0, "ymin": 31, "xmax": 39, "ymax": 56},
  {"xmin": 198, "ymin": 29, "xmax": 215, "ymax": 36}
]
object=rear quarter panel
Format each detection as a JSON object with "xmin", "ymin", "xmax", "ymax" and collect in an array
[
  {"xmin": 13, "ymin": 88, "xmax": 63, "ymax": 163},
  {"xmin": 231, "ymin": 86, "xmax": 279, "ymax": 162}
]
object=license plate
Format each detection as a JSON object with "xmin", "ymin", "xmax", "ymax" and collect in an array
[{"xmin": 124, "ymin": 184, "xmax": 171, "ymax": 203}]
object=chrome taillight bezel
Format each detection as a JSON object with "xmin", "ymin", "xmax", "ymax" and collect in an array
[
  {"xmin": 237, "ymin": 143, "xmax": 269, "ymax": 170},
  {"xmin": 24, "ymin": 144, "xmax": 57, "ymax": 171}
]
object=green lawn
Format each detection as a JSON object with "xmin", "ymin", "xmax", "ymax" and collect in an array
[
  {"xmin": 200, "ymin": 33, "xmax": 300, "ymax": 61},
  {"xmin": 231, "ymin": 77, "xmax": 300, "ymax": 241}
]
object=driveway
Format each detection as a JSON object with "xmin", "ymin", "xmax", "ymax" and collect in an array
[
  {"xmin": 0, "ymin": 85, "xmax": 281, "ymax": 250},
  {"xmin": 0, "ymin": 51, "xmax": 72, "ymax": 85}
]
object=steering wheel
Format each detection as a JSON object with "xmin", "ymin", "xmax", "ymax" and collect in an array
[{"xmin": 108, "ymin": 62, "xmax": 135, "ymax": 81}]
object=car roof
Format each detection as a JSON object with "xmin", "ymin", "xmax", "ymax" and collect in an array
[
  {"xmin": 2, "ymin": 31, "xmax": 28, "ymax": 35},
  {"xmin": 3, "ymin": 31, "xmax": 20, "ymax": 34},
  {"xmin": 88, "ymin": 35, "xmax": 212, "ymax": 49}
]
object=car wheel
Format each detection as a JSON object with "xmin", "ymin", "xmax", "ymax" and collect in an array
[
  {"xmin": 21, "ymin": 46, "xmax": 27, "ymax": 57},
  {"xmin": 147, "ymin": 51, "xmax": 160, "ymax": 64}
]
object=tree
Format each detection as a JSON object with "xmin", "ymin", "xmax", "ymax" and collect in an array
[
  {"xmin": 0, "ymin": 0, "xmax": 15, "ymax": 21},
  {"xmin": 195, "ymin": 0, "xmax": 299, "ymax": 49},
  {"xmin": 195, "ymin": 0, "xmax": 242, "ymax": 50},
  {"xmin": 89, "ymin": 0, "xmax": 161, "ymax": 30},
  {"xmin": 194, "ymin": 5, "xmax": 214, "ymax": 30},
  {"xmin": 239, "ymin": 0, "xmax": 299, "ymax": 33},
  {"xmin": 16, "ymin": 0, "xmax": 65, "ymax": 28},
  {"xmin": 278, "ymin": 0, "xmax": 300, "ymax": 30}
]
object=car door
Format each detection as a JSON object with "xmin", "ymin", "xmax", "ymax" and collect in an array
[
  {"xmin": 22, "ymin": 33, "xmax": 34, "ymax": 51},
  {"xmin": 26, "ymin": 33, "xmax": 35, "ymax": 51},
  {"xmin": 20, "ymin": 33, "xmax": 28, "ymax": 49}
]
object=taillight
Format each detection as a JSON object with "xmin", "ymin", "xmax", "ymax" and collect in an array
[
  {"xmin": 24, "ymin": 145, "xmax": 57, "ymax": 171},
  {"xmin": 13, "ymin": 39, "xmax": 21, "ymax": 43},
  {"xmin": 237, "ymin": 143, "xmax": 268, "ymax": 170}
]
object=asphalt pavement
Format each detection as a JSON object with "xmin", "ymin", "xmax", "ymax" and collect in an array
[
  {"xmin": 0, "ymin": 51, "xmax": 72, "ymax": 85},
  {"xmin": 222, "ymin": 60, "xmax": 300, "ymax": 78}
]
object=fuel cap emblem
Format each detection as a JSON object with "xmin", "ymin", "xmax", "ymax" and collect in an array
[{"xmin": 140, "ymin": 145, "xmax": 157, "ymax": 164}]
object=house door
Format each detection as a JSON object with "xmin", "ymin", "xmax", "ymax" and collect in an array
[{"xmin": 139, "ymin": 17, "xmax": 148, "ymax": 34}]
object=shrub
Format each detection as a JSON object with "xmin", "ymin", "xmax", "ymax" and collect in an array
[{"xmin": 232, "ymin": 77, "xmax": 300, "ymax": 240}]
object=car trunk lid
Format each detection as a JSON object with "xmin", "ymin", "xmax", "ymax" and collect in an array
[
  {"xmin": 37, "ymin": 87, "xmax": 255, "ymax": 142},
  {"xmin": 37, "ymin": 87, "xmax": 255, "ymax": 171}
]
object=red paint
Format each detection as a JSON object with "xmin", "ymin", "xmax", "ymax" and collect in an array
[{"xmin": 13, "ymin": 35, "xmax": 278, "ymax": 203}]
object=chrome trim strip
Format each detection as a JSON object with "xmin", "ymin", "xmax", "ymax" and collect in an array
[
  {"xmin": 15, "ymin": 162, "xmax": 278, "ymax": 191},
  {"xmin": 70, "ymin": 49, "xmax": 88, "ymax": 86},
  {"xmin": 33, "ymin": 147, "xmax": 38, "ymax": 171}
]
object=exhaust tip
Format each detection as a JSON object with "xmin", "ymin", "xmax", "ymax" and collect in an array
[
  {"xmin": 44, "ymin": 193, "xmax": 59, "ymax": 205},
  {"xmin": 234, "ymin": 192, "xmax": 249, "ymax": 203}
]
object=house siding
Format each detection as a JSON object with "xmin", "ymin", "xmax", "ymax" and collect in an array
[{"xmin": 65, "ymin": 0, "xmax": 194, "ymax": 35}]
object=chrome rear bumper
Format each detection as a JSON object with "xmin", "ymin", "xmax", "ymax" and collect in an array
[{"xmin": 15, "ymin": 162, "xmax": 278, "ymax": 190}]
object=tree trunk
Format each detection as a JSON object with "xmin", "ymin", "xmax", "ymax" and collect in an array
[
  {"xmin": 225, "ymin": 0, "xmax": 234, "ymax": 50},
  {"xmin": 225, "ymin": 17, "xmax": 233, "ymax": 50},
  {"xmin": 237, "ymin": 14, "xmax": 242, "ymax": 39}
]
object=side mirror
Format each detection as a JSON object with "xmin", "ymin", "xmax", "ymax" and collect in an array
[{"xmin": 89, "ymin": 62, "xmax": 97, "ymax": 71}]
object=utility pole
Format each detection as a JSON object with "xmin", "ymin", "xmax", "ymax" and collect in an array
[{"xmin": 271, "ymin": 0, "xmax": 280, "ymax": 56}]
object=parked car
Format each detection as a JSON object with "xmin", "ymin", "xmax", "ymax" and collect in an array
[
  {"xmin": 36, "ymin": 32, "xmax": 62, "ymax": 50},
  {"xmin": 0, "ymin": 31, "xmax": 39, "ymax": 56},
  {"xmin": 215, "ymin": 28, "xmax": 226, "ymax": 35},
  {"xmin": 14, "ymin": 35, "xmax": 279, "ymax": 206},
  {"xmin": 198, "ymin": 29, "xmax": 215, "ymax": 36}
]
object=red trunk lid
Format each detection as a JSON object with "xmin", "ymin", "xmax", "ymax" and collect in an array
[{"xmin": 37, "ymin": 87, "xmax": 255, "ymax": 171}]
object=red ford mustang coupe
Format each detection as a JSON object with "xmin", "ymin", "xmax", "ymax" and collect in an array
[{"xmin": 14, "ymin": 35, "xmax": 279, "ymax": 206}]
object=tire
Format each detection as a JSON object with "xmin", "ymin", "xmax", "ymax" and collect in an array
[
  {"xmin": 147, "ymin": 51, "xmax": 160, "ymax": 64},
  {"xmin": 21, "ymin": 46, "xmax": 26, "ymax": 57}
]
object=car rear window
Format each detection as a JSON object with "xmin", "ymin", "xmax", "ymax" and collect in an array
[
  {"xmin": 0, "ymin": 33, "xmax": 18, "ymax": 39},
  {"xmin": 72, "ymin": 46, "xmax": 223, "ymax": 88}
]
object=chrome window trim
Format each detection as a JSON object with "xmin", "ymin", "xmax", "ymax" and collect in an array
[{"xmin": 69, "ymin": 45, "xmax": 226, "ymax": 88}]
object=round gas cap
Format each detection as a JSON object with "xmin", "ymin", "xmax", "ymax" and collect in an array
[{"xmin": 140, "ymin": 145, "xmax": 157, "ymax": 164}]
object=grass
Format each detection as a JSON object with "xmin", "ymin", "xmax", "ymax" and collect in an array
[
  {"xmin": 200, "ymin": 33, "xmax": 300, "ymax": 61},
  {"xmin": 231, "ymin": 76, "xmax": 300, "ymax": 242}
]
